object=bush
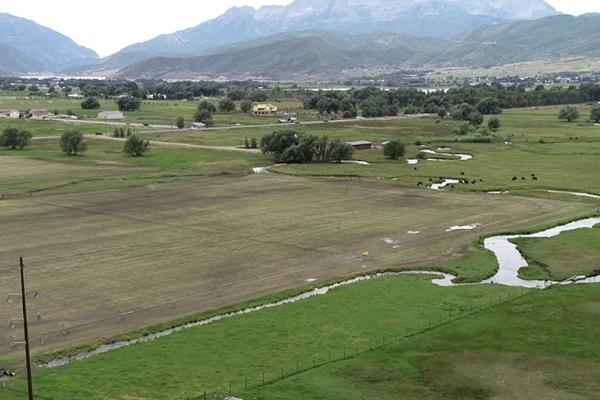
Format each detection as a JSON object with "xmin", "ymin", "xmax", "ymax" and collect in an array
[
  {"xmin": 383, "ymin": 140, "xmax": 406, "ymax": 160},
  {"xmin": 176, "ymin": 117, "xmax": 185, "ymax": 129},
  {"xmin": 240, "ymin": 100, "xmax": 253, "ymax": 114},
  {"xmin": 488, "ymin": 116, "xmax": 501, "ymax": 131},
  {"xmin": 454, "ymin": 122, "xmax": 470, "ymax": 135},
  {"xmin": 451, "ymin": 103, "xmax": 475, "ymax": 121},
  {"xmin": 194, "ymin": 109, "xmax": 214, "ymax": 126},
  {"xmin": 81, "ymin": 97, "xmax": 100, "ymax": 110},
  {"xmin": 219, "ymin": 98, "xmax": 236, "ymax": 113},
  {"xmin": 60, "ymin": 131, "xmax": 86, "ymax": 156},
  {"xmin": 0, "ymin": 127, "xmax": 32, "ymax": 150},
  {"xmin": 197, "ymin": 101, "xmax": 217, "ymax": 113},
  {"xmin": 117, "ymin": 96, "xmax": 140, "ymax": 112},
  {"xmin": 559, "ymin": 106, "xmax": 579, "ymax": 122},
  {"xmin": 437, "ymin": 108, "xmax": 447, "ymax": 118},
  {"xmin": 250, "ymin": 137, "xmax": 258, "ymax": 149},
  {"xmin": 123, "ymin": 134, "xmax": 150, "ymax": 156},
  {"xmin": 468, "ymin": 111, "xmax": 484, "ymax": 127},
  {"xmin": 590, "ymin": 105, "xmax": 600, "ymax": 123}
]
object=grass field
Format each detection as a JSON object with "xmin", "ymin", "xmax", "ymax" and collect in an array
[
  {"xmin": 249, "ymin": 284, "xmax": 600, "ymax": 400},
  {"xmin": 514, "ymin": 226, "xmax": 600, "ymax": 281},
  {"xmin": 1, "ymin": 276, "xmax": 518, "ymax": 399},
  {"xmin": 0, "ymin": 174, "xmax": 591, "ymax": 358},
  {"xmin": 1, "ymin": 100, "xmax": 599, "ymax": 400}
]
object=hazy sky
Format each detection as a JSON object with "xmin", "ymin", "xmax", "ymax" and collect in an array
[{"xmin": 1, "ymin": 0, "xmax": 599, "ymax": 57}]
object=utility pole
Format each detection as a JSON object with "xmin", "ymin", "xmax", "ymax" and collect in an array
[{"xmin": 19, "ymin": 257, "xmax": 34, "ymax": 400}]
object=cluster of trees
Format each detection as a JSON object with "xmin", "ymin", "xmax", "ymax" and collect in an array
[
  {"xmin": 559, "ymin": 105, "xmax": 600, "ymax": 123},
  {"xmin": 58, "ymin": 131, "xmax": 149, "ymax": 157},
  {"xmin": 117, "ymin": 96, "xmax": 141, "ymax": 112},
  {"xmin": 113, "ymin": 127, "xmax": 134, "ymax": 138},
  {"xmin": 244, "ymin": 137, "xmax": 258, "ymax": 149},
  {"xmin": 303, "ymin": 84, "xmax": 600, "ymax": 119},
  {"xmin": 260, "ymin": 130, "xmax": 354, "ymax": 164},
  {"xmin": 0, "ymin": 127, "xmax": 32, "ymax": 150}
]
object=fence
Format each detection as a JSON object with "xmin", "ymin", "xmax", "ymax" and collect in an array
[{"xmin": 188, "ymin": 286, "xmax": 533, "ymax": 400}]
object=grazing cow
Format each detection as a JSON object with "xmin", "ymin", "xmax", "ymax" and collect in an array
[
  {"xmin": 417, "ymin": 182, "xmax": 423, "ymax": 186},
  {"xmin": 460, "ymin": 172, "xmax": 465, "ymax": 175},
  {"xmin": 533, "ymin": 176, "xmax": 538, "ymax": 181},
  {"xmin": 451, "ymin": 185, "xmax": 455, "ymax": 189},
  {"xmin": 512, "ymin": 177, "xmax": 518, "ymax": 181},
  {"xmin": 471, "ymin": 180, "xmax": 477, "ymax": 184},
  {"xmin": 521, "ymin": 177, "xmax": 526, "ymax": 180}
]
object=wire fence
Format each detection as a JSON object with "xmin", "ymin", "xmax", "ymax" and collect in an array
[{"xmin": 186, "ymin": 286, "xmax": 533, "ymax": 400}]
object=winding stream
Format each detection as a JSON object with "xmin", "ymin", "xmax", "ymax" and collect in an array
[{"xmin": 41, "ymin": 217, "xmax": 600, "ymax": 368}]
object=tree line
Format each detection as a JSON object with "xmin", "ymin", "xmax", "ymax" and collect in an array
[{"xmin": 302, "ymin": 84, "xmax": 600, "ymax": 118}]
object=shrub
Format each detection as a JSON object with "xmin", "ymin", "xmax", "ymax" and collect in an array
[
  {"xmin": 0, "ymin": 127, "xmax": 32, "ymax": 150},
  {"xmin": 176, "ymin": 117, "xmax": 185, "ymax": 129},
  {"xmin": 81, "ymin": 97, "xmax": 100, "ymax": 110},
  {"xmin": 123, "ymin": 134, "xmax": 150, "ymax": 156},
  {"xmin": 454, "ymin": 122, "xmax": 470, "ymax": 135},
  {"xmin": 60, "ymin": 131, "xmax": 86, "ymax": 156},
  {"xmin": 240, "ymin": 100, "xmax": 253, "ymax": 114},
  {"xmin": 194, "ymin": 109, "xmax": 214, "ymax": 126},
  {"xmin": 117, "ymin": 96, "xmax": 140, "ymax": 112},
  {"xmin": 590, "ymin": 105, "xmax": 600, "ymax": 123},
  {"xmin": 383, "ymin": 140, "xmax": 406, "ymax": 160},
  {"xmin": 219, "ymin": 98, "xmax": 236, "ymax": 113},
  {"xmin": 488, "ymin": 117, "xmax": 501, "ymax": 131},
  {"xmin": 559, "ymin": 106, "xmax": 579, "ymax": 122},
  {"xmin": 468, "ymin": 111, "xmax": 484, "ymax": 127},
  {"xmin": 197, "ymin": 101, "xmax": 217, "ymax": 113}
]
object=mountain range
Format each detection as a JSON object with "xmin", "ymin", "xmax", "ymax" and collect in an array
[
  {"xmin": 0, "ymin": 13, "xmax": 98, "ymax": 75},
  {"xmin": 4, "ymin": 0, "xmax": 600, "ymax": 81},
  {"xmin": 114, "ymin": 14, "xmax": 600, "ymax": 80}
]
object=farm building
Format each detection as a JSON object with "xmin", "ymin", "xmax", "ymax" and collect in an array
[
  {"xmin": 253, "ymin": 104, "xmax": 278, "ymax": 116},
  {"xmin": 28, "ymin": 109, "xmax": 48, "ymax": 119},
  {"xmin": 98, "ymin": 111, "xmax": 124, "ymax": 120},
  {"xmin": 191, "ymin": 122, "xmax": 207, "ymax": 130},
  {"xmin": 0, "ymin": 109, "xmax": 19, "ymax": 119},
  {"xmin": 347, "ymin": 140, "xmax": 373, "ymax": 150}
]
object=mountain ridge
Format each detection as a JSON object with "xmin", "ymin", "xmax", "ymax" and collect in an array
[{"xmin": 0, "ymin": 12, "xmax": 99, "ymax": 74}]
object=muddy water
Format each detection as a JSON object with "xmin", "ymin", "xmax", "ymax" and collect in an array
[{"xmin": 42, "ymin": 218, "xmax": 600, "ymax": 368}]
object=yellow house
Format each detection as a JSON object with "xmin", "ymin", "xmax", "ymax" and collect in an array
[{"xmin": 253, "ymin": 104, "xmax": 278, "ymax": 116}]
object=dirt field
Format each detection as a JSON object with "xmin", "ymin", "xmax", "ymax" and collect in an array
[{"xmin": 0, "ymin": 174, "xmax": 591, "ymax": 357}]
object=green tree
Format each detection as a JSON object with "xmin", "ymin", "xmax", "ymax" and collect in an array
[
  {"xmin": 176, "ymin": 117, "xmax": 185, "ymax": 129},
  {"xmin": 559, "ymin": 106, "xmax": 579, "ymax": 122},
  {"xmin": 476, "ymin": 97, "xmax": 501, "ymax": 114},
  {"xmin": 0, "ymin": 127, "xmax": 32, "ymax": 150},
  {"xmin": 194, "ymin": 109, "xmax": 214, "ymax": 126},
  {"xmin": 227, "ymin": 89, "xmax": 246, "ymax": 101},
  {"xmin": 488, "ymin": 116, "xmax": 501, "ymax": 131},
  {"xmin": 469, "ymin": 111, "xmax": 484, "ymax": 127},
  {"xmin": 240, "ymin": 100, "xmax": 253, "ymax": 114},
  {"xmin": 383, "ymin": 140, "xmax": 406, "ymax": 160},
  {"xmin": 81, "ymin": 97, "xmax": 100, "ymax": 110},
  {"xmin": 250, "ymin": 137, "xmax": 258, "ymax": 149},
  {"xmin": 60, "ymin": 131, "xmax": 87, "ymax": 156},
  {"xmin": 198, "ymin": 101, "xmax": 217, "ymax": 113},
  {"xmin": 219, "ymin": 98, "xmax": 236, "ymax": 113},
  {"xmin": 590, "ymin": 105, "xmax": 600, "ymax": 123},
  {"xmin": 117, "ymin": 96, "xmax": 140, "ymax": 112},
  {"xmin": 244, "ymin": 137, "xmax": 250, "ymax": 149},
  {"xmin": 451, "ymin": 103, "xmax": 475, "ymax": 121},
  {"xmin": 123, "ymin": 134, "xmax": 150, "ymax": 156}
]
